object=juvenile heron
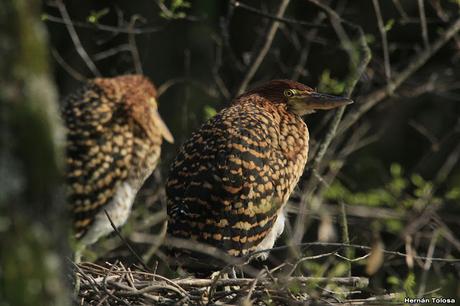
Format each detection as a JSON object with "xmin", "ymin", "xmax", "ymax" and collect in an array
[
  {"xmin": 166, "ymin": 79, "xmax": 351, "ymax": 271},
  {"xmin": 63, "ymin": 75, "xmax": 173, "ymax": 250}
]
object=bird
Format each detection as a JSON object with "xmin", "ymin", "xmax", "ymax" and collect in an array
[
  {"xmin": 63, "ymin": 74, "xmax": 174, "ymax": 249},
  {"xmin": 166, "ymin": 79, "xmax": 352, "ymax": 271}
]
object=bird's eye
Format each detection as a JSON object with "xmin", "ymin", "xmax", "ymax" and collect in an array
[{"xmin": 284, "ymin": 89, "xmax": 296, "ymax": 97}]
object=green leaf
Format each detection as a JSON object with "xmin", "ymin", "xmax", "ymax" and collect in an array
[
  {"xmin": 390, "ymin": 163, "xmax": 402, "ymax": 177},
  {"xmin": 159, "ymin": 0, "xmax": 191, "ymax": 19},
  {"xmin": 318, "ymin": 70, "xmax": 345, "ymax": 95},
  {"xmin": 385, "ymin": 219, "xmax": 402, "ymax": 233},
  {"xmin": 87, "ymin": 8, "xmax": 110, "ymax": 24},
  {"xmin": 384, "ymin": 19, "xmax": 395, "ymax": 32},
  {"xmin": 403, "ymin": 272, "xmax": 416, "ymax": 296},
  {"xmin": 387, "ymin": 275, "xmax": 400, "ymax": 286},
  {"xmin": 446, "ymin": 187, "xmax": 460, "ymax": 200},
  {"xmin": 203, "ymin": 105, "xmax": 217, "ymax": 120},
  {"xmin": 410, "ymin": 174, "xmax": 425, "ymax": 187},
  {"xmin": 329, "ymin": 262, "xmax": 348, "ymax": 277}
]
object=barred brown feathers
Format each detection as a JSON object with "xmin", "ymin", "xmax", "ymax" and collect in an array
[
  {"xmin": 63, "ymin": 74, "xmax": 173, "ymax": 246},
  {"xmin": 166, "ymin": 79, "xmax": 351, "ymax": 270}
]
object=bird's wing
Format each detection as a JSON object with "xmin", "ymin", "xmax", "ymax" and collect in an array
[
  {"xmin": 64, "ymin": 82, "xmax": 133, "ymax": 239},
  {"xmin": 167, "ymin": 104, "xmax": 286, "ymax": 256}
]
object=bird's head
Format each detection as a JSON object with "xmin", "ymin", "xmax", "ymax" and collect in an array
[
  {"xmin": 243, "ymin": 79, "xmax": 353, "ymax": 116},
  {"xmin": 105, "ymin": 75, "xmax": 174, "ymax": 143}
]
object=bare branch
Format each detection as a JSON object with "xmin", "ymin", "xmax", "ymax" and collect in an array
[
  {"xmin": 128, "ymin": 15, "xmax": 144, "ymax": 75},
  {"xmin": 55, "ymin": 0, "xmax": 101, "ymax": 77},
  {"xmin": 104, "ymin": 210, "xmax": 151, "ymax": 272},
  {"xmin": 338, "ymin": 17, "xmax": 460, "ymax": 135},
  {"xmin": 417, "ymin": 229, "xmax": 439, "ymax": 297},
  {"xmin": 418, "ymin": 0, "xmax": 430, "ymax": 49},
  {"xmin": 50, "ymin": 48, "xmax": 86, "ymax": 82},
  {"xmin": 43, "ymin": 14, "xmax": 164, "ymax": 34},
  {"xmin": 373, "ymin": 0, "xmax": 392, "ymax": 81},
  {"xmin": 235, "ymin": 0, "xmax": 291, "ymax": 95},
  {"xmin": 231, "ymin": 0, "xmax": 326, "ymax": 28},
  {"xmin": 292, "ymin": 0, "xmax": 371, "ymax": 245}
]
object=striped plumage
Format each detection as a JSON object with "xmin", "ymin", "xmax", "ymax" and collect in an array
[
  {"xmin": 166, "ymin": 79, "xmax": 352, "ymax": 269},
  {"xmin": 63, "ymin": 74, "xmax": 173, "ymax": 246}
]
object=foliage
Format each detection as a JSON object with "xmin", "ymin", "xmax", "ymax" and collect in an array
[{"xmin": 158, "ymin": 0, "xmax": 191, "ymax": 20}]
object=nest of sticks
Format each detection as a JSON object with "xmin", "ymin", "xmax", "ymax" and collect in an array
[{"xmin": 74, "ymin": 261, "xmax": 397, "ymax": 305}]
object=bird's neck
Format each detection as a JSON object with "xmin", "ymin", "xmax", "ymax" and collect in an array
[{"xmin": 246, "ymin": 100, "xmax": 309, "ymax": 162}]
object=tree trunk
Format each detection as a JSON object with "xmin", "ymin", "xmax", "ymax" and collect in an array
[{"xmin": 0, "ymin": 0, "xmax": 70, "ymax": 305}]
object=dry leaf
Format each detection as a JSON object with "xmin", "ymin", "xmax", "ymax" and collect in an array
[
  {"xmin": 405, "ymin": 236, "xmax": 414, "ymax": 269},
  {"xmin": 366, "ymin": 240, "xmax": 384, "ymax": 275},
  {"xmin": 318, "ymin": 212, "xmax": 337, "ymax": 242}
]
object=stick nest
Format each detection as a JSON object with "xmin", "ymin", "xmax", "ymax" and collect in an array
[{"xmin": 75, "ymin": 261, "xmax": 384, "ymax": 305}]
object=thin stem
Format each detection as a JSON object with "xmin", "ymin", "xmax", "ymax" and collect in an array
[
  {"xmin": 340, "ymin": 202, "xmax": 352, "ymax": 277},
  {"xmin": 373, "ymin": 0, "xmax": 392, "ymax": 81},
  {"xmin": 235, "ymin": 0, "xmax": 291, "ymax": 96},
  {"xmin": 418, "ymin": 0, "xmax": 430, "ymax": 49},
  {"xmin": 55, "ymin": 0, "xmax": 101, "ymax": 77}
]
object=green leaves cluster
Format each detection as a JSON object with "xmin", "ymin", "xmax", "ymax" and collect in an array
[
  {"xmin": 318, "ymin": 70, "xmax": 346, "ymax": 95},
  {"xmin": 159, "ymin": 0, "xmax": 191, "ymax": 20},
  {"xmin": 324, "ymin": 163, "xmax": 459, "ymax": 234},
  {"xmin": 325, "ymin": 163, "xmax": 451, "ymax": 208}
]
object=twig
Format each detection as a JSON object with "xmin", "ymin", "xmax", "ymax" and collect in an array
[
  {"xmin": 104, "ymin": 210, "xmax": 151, "ymax": 272},
  {"xmin": 51, "ymin": 48, "xmax": 87, "ymax": 81},
  {"xmin": 418, "ymin": 0, "xmax": 430, "ymax": 49},
  {"xmin": 55, "ymin": 0, "xmax": 101, "ymax": 77},
  {"xmin": 231, "ymin": 0, "xmax": 325, "ymax": 28},
  {"xmin": 373, "ymin": 0, "xmax": 392, "ymax": 81},
  {"xmin": 93, "ymin": 44, "xmax": 131, "ymax": 61},
  {"xmin": 338, "ymin": 17, "xmax": 460, "ymax": 135},
  {"xmin": 128, "ymin": 16, "xmax": 143, "ymax": 75},
  {"xmin": 291, "ymin": 0, "xmax": 371, "ymax": 245},
  {"xmin": 156, "ymin": 77, "xmax": 218, "ymax": 98},
  {"xmin": 286, "ymin": 202, "xmax": 404, "ymax": 220},
  {"xmin": 173, "ymin": 276, "xmax": 369, "ymax": 288},
  {"xmin": 409, "ymin": 120, "xmax": 439, "ymax": 149},
  {"xmin": 42, "ymin": 14, "xmax": 163, "ymax": 34},
  {"xmin": 308, "ymin": 1, "xmax": 371, "ymax": 171},
  {"xmin": 417, "ymin": 229, "xmax": 439, "ymax": 297},
  {"xmin": 340, "ymin": 202, "xmax": 352, "ymax": 277},
  {"xmin": 241, "ymin": 270, "xmax": 266, "ymax": 304},
  {"xmin": 435, "ymin": 140, "xmax": 460, "ymax": 183},
  {"xmin": 235, "ymin": 0, "xmax": 291, "ymax": 95},
  {"xmin": 245, "ymin": 241, "xmax": 460, "ymax": 263},
  {"xmin": 392, "ymin": 0, "xmax": 410, "ymax": 22},
  {"xmin": 211, "ymin": 38, "xmax": 231, "ymax": 100},
  {"xmin": 290, "ymin": 11, "xmax": 328, "ymax": 80}
]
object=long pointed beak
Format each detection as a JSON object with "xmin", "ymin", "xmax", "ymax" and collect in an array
[
  {"xmin": 151, "ymin": 109, "xmax": 174, "ymax": 143},
  {"xmin": 304, "ymin": 92, "xmax": 353, "ymax": 110}
]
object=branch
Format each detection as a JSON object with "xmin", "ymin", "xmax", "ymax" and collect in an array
[
  {"xmin": 338, "ymin": 16, "xmax": 460, "ymax": 135},
  {"xmin": 43, "ymin": 14, "xmax": 164, "ymax": 34},
  {"xmin": 51, "ymin": 48, "xmax": 86, "ymax": 81},
  {"xmin": 373, "ymin": 0, "xmax": 392, "ymax": 80},
  {"xmin": 248, "ymin": 241, "xmax": 460, "ymax": 263},
  {"xmin": 231, "ymin": 0, "xmax": 326, "ymax": 28},
  {"xmin": 418, "ymin": 0, "xmax": 430, "ymax": 49},
  {"xmin": 235, "ymin": 0, "xmax": 291, "ymax": 95},
  {"xmin": 55, "ymin": 0, "xmax": 101, "ymax": 77},
  {"xmin": 128, "ymin": 15, "xmax": 143, "ymax": 74},
  {"xmin": 172, "ymin": 276, "xmax": 369, "ymax": 288},
  {"xmin": 292, "ymin": 0, "xmax": 371, "ymax": 245},
  {"xmin": 104, "ymin": 210, "xmax": 151, "ymax": 272}
]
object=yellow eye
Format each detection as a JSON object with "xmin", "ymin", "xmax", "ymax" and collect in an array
[{"xmin": 284, "ymin": 89, "xmax": 296, "ymax": 97}]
